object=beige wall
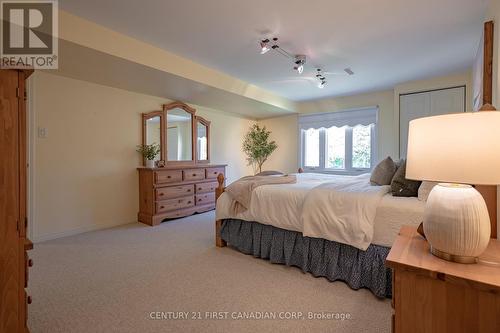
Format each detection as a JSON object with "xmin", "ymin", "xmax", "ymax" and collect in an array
[
  {"xmin": 30, "ymin": 72, "xmax": 254, "ymax": 242},
  {"xmin": 300, "ymin": 90, "xmax": 396, "ymax": 162},
  {"xmin": 260, "ymin": 71, "xmax": 472, "ymax": 173},
  {"xmin": 258, "ymin": 115, "xmax": 299, "ymax": 174},
  {"xmin": 261, "ymin": 90, "xmax": 395, "ymax": 173}
]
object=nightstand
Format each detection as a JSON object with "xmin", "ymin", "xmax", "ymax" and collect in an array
[{"xmin": 386, "ymin": 226, "xmax": 500, "ymax": 333}]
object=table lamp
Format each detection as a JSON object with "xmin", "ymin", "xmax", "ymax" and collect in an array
[{"xmin": 406, "ymin": 110, "xmax": 500, "ymax": 263}]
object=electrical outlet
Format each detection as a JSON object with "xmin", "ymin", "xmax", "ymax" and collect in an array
[{"xmin": 38, "ymin": 127, "xmax": 48, "ymax": 138}]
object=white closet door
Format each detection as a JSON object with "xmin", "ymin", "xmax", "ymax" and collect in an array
[
  {"xmin": 429, "ymin": 87, "xmax": 465, "ymax": 116},
  {"xmin": 400, "ymin": 92, "xmax": 430, "ymax": 157},
  {"xmin": 399, "ymin": 86, "xmax": 465, "ymax": 157}
]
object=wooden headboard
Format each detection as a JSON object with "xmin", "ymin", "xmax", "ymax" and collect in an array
[
  {"xmin": 476, "ymin": 20, "xmax": 497, "ymax": 238},
  {"xmin": 476, "ymin": 186, "xmax": 497, "ymax": 238}
]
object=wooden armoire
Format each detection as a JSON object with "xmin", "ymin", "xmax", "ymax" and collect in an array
[{"xmin": 0, "ymin": 69, "xmax": 33, "ymax": 333}]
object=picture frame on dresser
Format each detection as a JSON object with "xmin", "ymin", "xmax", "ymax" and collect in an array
[{"xmin": 138, "ymin": 101, "xmax": 225, "ymax": 226}]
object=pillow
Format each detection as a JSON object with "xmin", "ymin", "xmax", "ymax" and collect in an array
[
  {"xmin": 418, "ymin": 181, "xmax": 439, "ymax": 201},
  {"xmin": 390, "ymin": 160, "xmax": 422, "ymax": 197},
  {"xmin": 370, "ymin": 157, "xmax": 398, "ymax": 185},
  {"xmin": 394, "ymin": 158, "xmax": 404, "ymax": 169},
  {"xmin": 255, "ymin": 170, "xmax": 284, "ymax": 176}
]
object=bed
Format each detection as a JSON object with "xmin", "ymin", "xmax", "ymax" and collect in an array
[{"xmin": 214, "ymin": 171, "xmax": 425, "ymax": 298}]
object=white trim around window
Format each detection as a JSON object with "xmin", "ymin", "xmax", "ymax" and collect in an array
[{"xmin": 298, "ymin": 106, "xmax": 378, "ymax": 175}]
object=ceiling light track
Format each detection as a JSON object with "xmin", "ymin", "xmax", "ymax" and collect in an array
[
  {"xmin": 258, "ymin": 37, "xmax": 354, "ymax": 89},
  {"xmin": 259, "ymin": 37, "xmax": 307, "ymax": 75}
]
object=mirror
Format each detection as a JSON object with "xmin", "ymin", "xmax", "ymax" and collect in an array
[
  {"xmin": 196, "ymin": 116, "xmax": 210, "ymax": 163},
  {"xmin": 145, "ymin": 116, "xmax": 162, "ymax": 162},
  {"xmin": 166, "ymin": 107, "xmax": 193, "ymax": 161},
  {"xmin": 142, "ymin": 111, "xmax": 164, "ymax": 164},
  {"xmin": 142, "ymin": 102, "xmax": 211, "ymax": 167}
]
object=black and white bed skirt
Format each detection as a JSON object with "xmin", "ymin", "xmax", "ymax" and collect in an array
[{"xmin": 220, "ymin": 219, "xmax": 392, "ymax": 298}]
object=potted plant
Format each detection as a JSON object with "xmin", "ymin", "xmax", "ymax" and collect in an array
[
  {"xmin": 136, "ymin": 144, "xmax": 161, "ymax": 168},
  {"xmin": 242, "ymin": 124, "xmax": 278, "ymax": 174}
]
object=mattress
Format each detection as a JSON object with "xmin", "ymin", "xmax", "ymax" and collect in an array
[
  {"xmin": 372, "ymin": 195, "xmax": 425, "ymax": 247},
  {"xmin": 216, "ymin": 173, "xmax": 425, "ymax": 248}
]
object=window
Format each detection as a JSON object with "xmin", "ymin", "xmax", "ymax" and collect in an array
[
  {"xmin": 352, "ymin": 125, "xmax": 372, "ymax": 169},
  {"xmin": 325, "ymin": 126, "xmax": 346, "ymax": 169},
  {"xmin": 304, "ymin": 128, "xmax": 320, "ymax": 167},
  {"xmin": 299, "ymin": 108, "xmax": 377, "ymax": 174}
]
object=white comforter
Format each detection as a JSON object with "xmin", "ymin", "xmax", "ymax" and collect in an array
[
  {"xmin": 301, "ymin": 174, "xmax": 390, "ymax": 250},
  {"xmin": 217, "ymin": 173, "xmax": 393, "ymax": 250}
]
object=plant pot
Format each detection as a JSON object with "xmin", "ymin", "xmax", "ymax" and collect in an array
[{"xmin": 145, "ymin": 159, "xmax": 155, "ymax": 168}]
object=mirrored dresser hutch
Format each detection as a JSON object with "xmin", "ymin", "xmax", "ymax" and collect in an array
[{"xmin": 137, "ymin": 102, "xmax": 226, "ymax": 226}]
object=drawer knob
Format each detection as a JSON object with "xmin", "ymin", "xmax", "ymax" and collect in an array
[
  {"xmin": 28, "ymin": 259, "xmax": 33, "ymax": 267},
  {"xmin": 192, "ymin": 173, "xmax": 196, "ymax": 176},
  {"xmin": 27, "ymin": 296, "xmax": 32, "ymax": 304},
  {"xmin": 198, "ymin": 198, "xmax": 202, "ymax": 202},
  {"xmin": 159, "ymin": 193, "xmax": 164, "ymax": 196},
  {"xmin": 160, "ymin": 206, "xmax": 164, "ymax": 209},
  {"xmin": 167, "ymin": 176, "xmax": 171, "ymax": 179},
  {"xmin": 187, "ymin": 189, "xmax": 191, "ymax": 192},
  {"xmin": 188, "ymin": 201, "xmax": 192, "ymax": 204}
]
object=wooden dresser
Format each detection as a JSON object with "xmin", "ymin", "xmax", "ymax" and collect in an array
[
  {"xmin": 138, "ymin": 164, "xmax": 226, "ymax": 226},
  {"xmin": 386, "ymin": 226, "xmax": 500, "ymax": 333},
  {"xmin": 1, "ymin": 69, "xmax": 33, "ymax": 332}
]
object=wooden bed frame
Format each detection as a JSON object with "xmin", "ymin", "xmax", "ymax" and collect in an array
[{"xmin": 214, "ymin": 167, "xmax": 498, "ymax": 247}]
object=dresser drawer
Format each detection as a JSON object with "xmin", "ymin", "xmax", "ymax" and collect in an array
[
  {"xmin": 196, "ymin": 181, "xmax": 218, "ymax": 194},
  {"xmin": 155, "ymin": 170, "xmax": 182, "ymax": 184},
  {"xmin": 183, "ymin": 169, "xmax": 205, "ymax": 181},
  {"xmin": 196, "ymin": 193, "xmax": 215, "ymax": 206},
  {"xmin": 156, "ymin": 184, "xmax": 194, "ymax": 200},
  {"xmin": 156, "ymin": 196, "xmax": 195, "ymax": 213},
  {"xmin": 206, "ymin": 167, "xmax": 224, "ymax": 179}
]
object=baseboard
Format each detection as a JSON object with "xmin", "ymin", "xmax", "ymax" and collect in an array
[{"xmin": 32, "ymin": 220, "xmax": 136, "ymax": 243}]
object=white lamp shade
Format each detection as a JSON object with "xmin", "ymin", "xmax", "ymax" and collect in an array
[{"xmin": 406, "ymin": 111, "xmax": 500, "ymax": 185}]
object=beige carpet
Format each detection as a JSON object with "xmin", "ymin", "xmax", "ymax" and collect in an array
[{"xmin": 28, "ymin": 211, "xmax": 391, "ymax": 333}]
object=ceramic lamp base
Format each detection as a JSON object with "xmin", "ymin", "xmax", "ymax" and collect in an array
[{"xmin": 423, "ymin": 183, "xmax": 491, "ymax": 264}]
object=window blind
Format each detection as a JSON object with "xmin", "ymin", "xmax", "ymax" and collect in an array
[{"xmin": 298, "ymin": 106, "xmax": 379, "ymax": 130}]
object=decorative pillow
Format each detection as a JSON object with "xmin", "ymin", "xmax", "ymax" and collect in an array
[
  {"xmin": 391, "ymin": 160, "xmax": 422, "ymax": 197},
  {"xmin": 255, "ymin": 170, "xmax": 284, "ymax": 176},
  {"xmin": 418, "ymin": 181, "xmax": 439, "ymax": 201},
  {"xmin": 370, "ymin": 157, "xmax": 398, "ymax": 185},
  {"xmin": 395, "ymin": 158, "xmax": 404, "ymax": 170}
]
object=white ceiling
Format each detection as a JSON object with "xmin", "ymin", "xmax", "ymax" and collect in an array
[{"xmin": 60, "ymin": 0, "xmax": 488, "ymax": 101}]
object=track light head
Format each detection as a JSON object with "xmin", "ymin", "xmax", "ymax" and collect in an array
[
  {"xmin": 294, "ymin": 64, "xmax": 304, "ymax": 74},
  {"xmin": 260, "ymin": 39, "xmax": 271, "ymax": 54},
  {"xmin": 316, "ymin": 68, "xmax": 327, "ymax": 88},
  {"xmin": 293, "ymin": 55, "xmax": 306, "ymax": 74}
]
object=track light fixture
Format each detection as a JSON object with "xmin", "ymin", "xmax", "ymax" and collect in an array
[
  {"xmin": 259, "ymin": 37, "xmax": 351, "ymax": 89},
  {"xmin": 260, "ymin": 37, "xmax": 278, "ymax": 54},
  {"xmin": 260, "ymin": 39, "xmax": 270, "ymax": 54},
  {"xmin": 259, "ymin": 37, "xmax": 308, "ymax": 75},
  {"xmin": 293, "ymin": 55, "xmax": 306, "ymax": 74},
  {"xmin": 316, "ymin": 68, "xmax": 327, "ymax": 88}
]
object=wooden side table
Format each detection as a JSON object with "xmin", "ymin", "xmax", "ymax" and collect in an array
[{"xmin": 386, "ymin": 226, "xmax": 500, "ymax": 333}]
